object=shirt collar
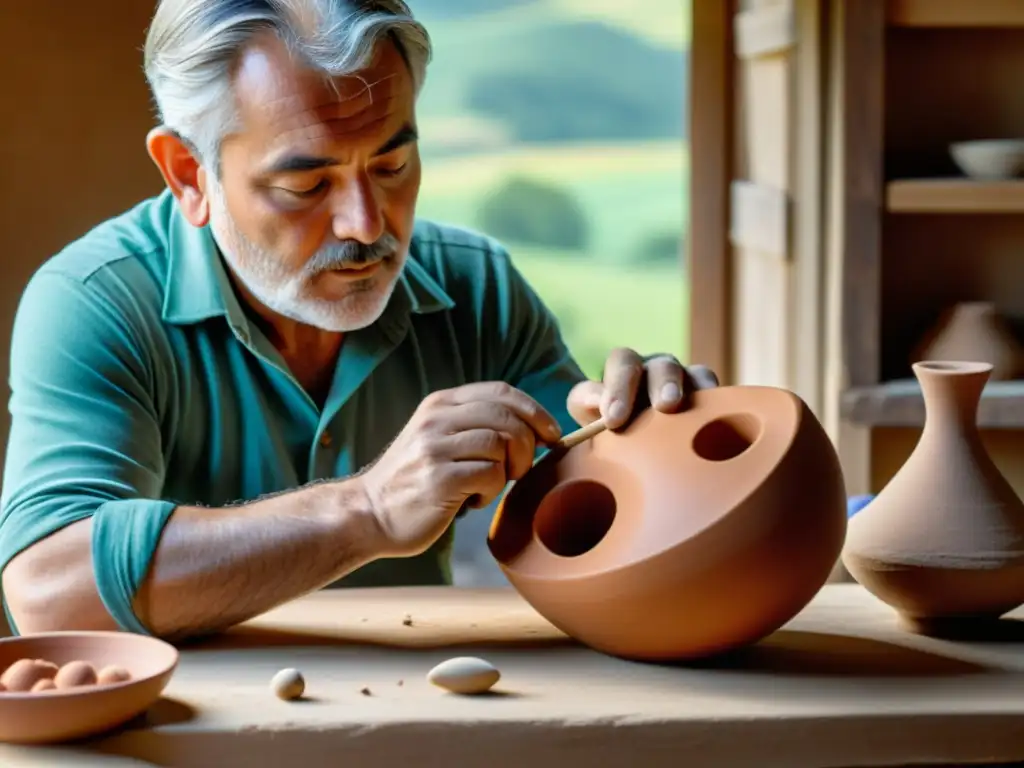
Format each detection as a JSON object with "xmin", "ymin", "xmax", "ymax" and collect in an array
[{"xmin": 159, "ymin": 190, "xmax": 455, "ymax": 328}]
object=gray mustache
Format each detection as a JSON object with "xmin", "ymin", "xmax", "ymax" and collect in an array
[{"xmin": 306, "ymin": 232, "xmax": 400, "ymax": 273}]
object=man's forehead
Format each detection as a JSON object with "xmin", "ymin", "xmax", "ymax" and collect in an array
[{"xmin": 233, "ymin": 35, "xmax": 411, "ymax": 146}]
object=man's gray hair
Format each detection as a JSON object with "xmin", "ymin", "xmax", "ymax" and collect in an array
[{"xmin": 143, "ymin": 0, "xmax": 431, "ymax": 173}]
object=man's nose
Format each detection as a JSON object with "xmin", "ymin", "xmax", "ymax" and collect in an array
[{"xmin": 330, "ymin": 174, "xmax": 385, "ymax": 244}]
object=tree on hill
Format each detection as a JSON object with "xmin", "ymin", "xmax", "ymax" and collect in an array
[{"xmin": 478, "ymin": 176, "xmax": 590, "ymax": 251}]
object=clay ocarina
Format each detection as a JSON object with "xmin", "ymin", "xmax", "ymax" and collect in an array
[{"xmin": 487, "ymin": 385, "xmax": 848, "ymax": 662}]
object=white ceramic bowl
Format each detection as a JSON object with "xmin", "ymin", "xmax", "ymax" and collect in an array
[{"xmin": 949, "ymin": 139, "xmax": 1024, "ymax": 180}]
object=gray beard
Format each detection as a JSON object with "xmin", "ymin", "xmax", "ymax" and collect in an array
[{"xmin": 206, "ymin": 180, "xmax": 403, "ymax": 332}]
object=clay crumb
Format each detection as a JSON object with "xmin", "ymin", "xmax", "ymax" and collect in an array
[
  {"xmin": 360, "ymin": 686, "xmax": 372, "ymax": 696},
  {"xmin": 402, "ymin": 614, "xmax": 413, "ymax": 626}
]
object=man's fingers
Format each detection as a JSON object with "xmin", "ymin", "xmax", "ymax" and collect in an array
[
  {"xmin": 566, "ymin": 380, "xmax": 603, "ymax": 427},
  {"xmin": 447, "ymin": 461, "xmax": 509, "ymax": 510},
  {"xmin": 442, "ymin": 428, "xmax": 510, "ymax": 464},
  {"xmin": 687, "ymin": 364, "xmax": 720, "ymax": 391},
  {"xmin": 645, "ymin": 355, "xmax": 685, "ymax": 412},
  {"xmin": 441, "ymin": 401, "xmax": 538, "ymax": 443},
  {"xmin": 433, "ymin": 404, "xmax": 538, "ymax": 480},
  {"xmin": 429, "ymin": 382, "xmax": 561, "ymax": 442},
  {"xmin": 601, "ymin": 347, "xmax": 645, "ymax": 429}
]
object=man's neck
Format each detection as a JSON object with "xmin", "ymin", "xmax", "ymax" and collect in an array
[
  {"xmin": 232, "ymin": 277, "xmax": 344, "ymax": 409},
  {"xmin": 271, "ymin": 326, "xmax": 344, "ymax": 410}
]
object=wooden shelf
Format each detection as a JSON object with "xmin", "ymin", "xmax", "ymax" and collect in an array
[
  {"xmin": 886, "ymin": 179, "xmax": 1024, "ymax": 213},
  {"xmin": 888, "ymin": 0, "xmax": 1024, "ymax": 28},
  {"xmin": 842, "ymin": 379, "xmax": 1024, "ymax": 428}
]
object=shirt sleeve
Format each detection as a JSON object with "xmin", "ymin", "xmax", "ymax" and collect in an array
[
  {"xmin": 482, "ymin": 245, "xmax": 588, "ymax": 437},
  {"xmin": 0, "ymin": 269, "xmax": 176, "ymax": 635}
]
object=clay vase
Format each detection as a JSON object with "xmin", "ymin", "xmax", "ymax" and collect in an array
[
  {"xmin": 842, "ymin": 361, "xmax": 1024, "ymax": 633},
  {"xmin": 912, "ymin": 302, "xmax": 1024, "ymax": 381},
  {"xmin": 486, "ymin": 385, "xmax": 848, "ymax": 662}
]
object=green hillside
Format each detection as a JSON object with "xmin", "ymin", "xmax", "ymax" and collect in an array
[
  {"xmin": 511, "ymin": 248, "xmax": 690, "ymax": 380},
  {"xmin": 545, "ymin": 0, "xmax": 691, "ymax": 48},
  {"xmin": 410, "ymin": 0, "xmax": 691, "ymax": 48},
  {"xmin": 408, "ymin": 0, "xmax": 693, "ymax": 376},
  {"xmin": 411, "ymin": 0, "xmax": 689, "ymax": 153},
  {"xmin": 416, "ymin": 141, "xmax": 689, "ymax": 266}
]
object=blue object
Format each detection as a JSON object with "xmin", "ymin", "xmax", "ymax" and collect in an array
[{"xmin": 847, "ymin": 494, "xmax": 875, "ymax": 518}]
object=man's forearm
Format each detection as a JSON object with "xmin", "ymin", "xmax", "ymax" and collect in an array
[
  {"xmin": 3, "ymin": 479, "xmax": 384, "ymax": 640},
  {"xmin": 137, "ymin": 479, "xmax": 382, "ymax": 639}
]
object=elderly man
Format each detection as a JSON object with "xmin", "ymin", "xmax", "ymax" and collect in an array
[{"xmin": 0, "ymin": 0, "xmax": 716, "ymax": 641}]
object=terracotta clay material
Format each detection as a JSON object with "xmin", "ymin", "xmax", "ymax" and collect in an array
[
  {"xmin": 0, "ymin": 631, "xmax": 178, "ymax": 744},
  {"xmin": 912, "ymin": 302, "xmax": 1024, "ymax": 381},
  {"xmin": 843, "ymin": 361, "xmax": 1024, "ymax": 632},
  {"xmin": 487, "ymin": 385, "xmax": 848, "ymax": 662}
]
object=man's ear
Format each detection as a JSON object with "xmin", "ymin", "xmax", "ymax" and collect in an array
[{"xmin": 146, "ymin": 127, "xmax": 210, "ymax": 227}]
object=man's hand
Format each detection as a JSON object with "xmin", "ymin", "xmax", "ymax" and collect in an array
[
  {"xmin": 567, "ymin": 348, "xmax": 720, "ymax": 430},
  {"xmin": 356, "ymin": 382, "xmax": 562, "ymax": 558}
]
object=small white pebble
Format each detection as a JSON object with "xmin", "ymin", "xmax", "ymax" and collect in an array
[
  {"xmin": 270, "ymin": 668, "xmax": 305, "ymax": 700},
  {"xmin": 426, "ymin": 656, "xmax": 500, "ymax": 695}
]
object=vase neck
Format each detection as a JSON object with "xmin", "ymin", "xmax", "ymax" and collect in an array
[{"xmin": 916, "ymin": 364, "xmax": 989, "ymax": 435}]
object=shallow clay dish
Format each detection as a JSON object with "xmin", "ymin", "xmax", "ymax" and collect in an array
[
  {"xmin": 488, "ymin": 385, "xmax": 848, "ymax": 662},
  {"xmin": 0, "ymin": 631, "xmax": 179, "ymax": 744}
]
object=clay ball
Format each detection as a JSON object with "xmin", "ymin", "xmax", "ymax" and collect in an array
[
  {"xmin": 0, "ymin": 656, "xmax": 138, "ymax": 693},
  {"xmin": 1, "ymin": 659, "xmax": 57, "ymax": 692},
  {"xmin": 97, "ymin": 665, "xmax": 132, "ymax": 685},
  {"xmin": 426, "ymin": 656, "xmax": 500, "ymax": 695},
  {"xmin": 34, "ymin": 660, "xmax": 59, "ymax": 677},
  {"xmin": 54, "ymin": 660, "xmax": 98, "ymax": 689},
  {"xmin": 270, "ymin": 668, "xmax": 305, "ymax": 700}
]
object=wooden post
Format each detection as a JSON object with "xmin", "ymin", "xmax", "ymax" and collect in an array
[{"xmin": 688, "ymin": 0, "xmax": 736, "ymax": 382}]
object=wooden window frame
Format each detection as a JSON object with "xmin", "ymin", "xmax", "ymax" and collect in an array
[{"xmin": 688, "ymin": 0, "xmax": 736, "ymax": 383}]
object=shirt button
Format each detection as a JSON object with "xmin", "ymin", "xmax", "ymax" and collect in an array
[{"xmin": 320, "ymin": 432, "xmax": 333, "ymax": 449}]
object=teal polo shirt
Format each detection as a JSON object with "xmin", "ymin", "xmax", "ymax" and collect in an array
[{"xmin": 0, "ymin": 189, "xmax": 585, "ymax": 635}]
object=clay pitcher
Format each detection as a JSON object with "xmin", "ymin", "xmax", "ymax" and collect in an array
[
  {"xmin": 487, "ymin": 385, "xmax": 848, "ymax": 662},
  {"xmin": 842, "ymin": 361, "xmax": 1024, "ymax": 632},
  {"xmin": 913, "ymin": 302, "xmax": 1024, "ymax": 381}
]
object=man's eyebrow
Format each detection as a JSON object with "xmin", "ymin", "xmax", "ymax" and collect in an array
[
  {"xmin": 374, "ymin": 124, "xmax": 418, "ymax": 156},
  {"xmin": 259, "ymin": 124, "xmax": 418, "ymax": 175},
  {"xmin": 262, "ymin": 155, "xmax": 340, "ymax": 175}
]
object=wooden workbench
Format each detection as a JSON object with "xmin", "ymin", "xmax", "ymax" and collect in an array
[{"xmin": 0, "ymin": 584, "xmax": 1022, "ymax": 767}]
